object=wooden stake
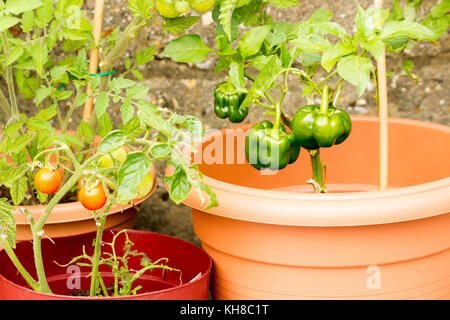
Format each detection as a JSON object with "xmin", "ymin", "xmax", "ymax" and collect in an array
[
  {"xmin": 82, "ymin": 0, "xmax": 105, "ymax": 122},
  {"xmin": 374, "ymin": 0, "xmax": 389, "ymax": 191}
]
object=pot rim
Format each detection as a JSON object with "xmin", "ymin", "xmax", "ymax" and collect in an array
[
  {"xmin": 0, "ymin": 229, "xmax": 213, "ymax": 300},
  {"xmin": 179, "ymin": 116, "xmax": 450, "ymax": 227},
  {"xmin": 14, "ymin": 164, "xmax": 158, "ymax": 225}
]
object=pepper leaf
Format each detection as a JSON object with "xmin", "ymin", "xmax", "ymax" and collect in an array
[{"xmin": 337, "ymin": 54, "xmax": 373, "ymax": 96}]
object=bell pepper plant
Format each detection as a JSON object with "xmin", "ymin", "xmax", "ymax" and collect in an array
[
  {"xmin": 0, "ymin": 0, "xmax": 216, "ymax": 297},
  {"xmin": 164, "ymin": 0, "xmax": 446, "ymax": 193}
]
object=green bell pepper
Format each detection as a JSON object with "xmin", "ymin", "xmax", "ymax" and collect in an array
[
  {"xmin": 245, "ymin": 120, "xmax": 300, "ymax": 170},
  {"xmin": 213, "ymin": 82, "xmax": 248, "ymax": 123},
  {"xmin": 290, "ymin": 86, "xmax": 351, "ymax": 150}
]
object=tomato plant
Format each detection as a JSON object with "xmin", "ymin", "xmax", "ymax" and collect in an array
[
  {"xmin": 34, "ymin": 168, "xmax": 62, "ymax": 195},
  {"xmin": 0, "ymin": 0, "xmax": 216, "ymax": 297}
]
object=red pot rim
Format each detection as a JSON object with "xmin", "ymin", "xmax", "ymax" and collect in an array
[
  {"xmin": 0, "ymin": 229, "xmax": 212, "ymax": 300},
  {"xmin": 14, "ymin": 164, "xmax": 158, "ymax": 225},
  {"xmin": 176, "ymin": 116, "xmax": 450, "ymax": 227}
]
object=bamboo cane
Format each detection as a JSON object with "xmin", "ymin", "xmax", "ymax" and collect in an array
[
  {"xmin": 374, "ymin": 0, "xmax": 389, "ymax": 191},
  {"xmin": 82, "ymin": 0, "xmax": 105, "ymax": 122}
]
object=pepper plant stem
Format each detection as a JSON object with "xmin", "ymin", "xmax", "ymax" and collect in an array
[
  {"xmin": 308, "ymin": 149, "xmax": 327, "ymax": 193},
  {"xmin": 320, "ymin": 85, "xmax": 330, "ymax": 114}
]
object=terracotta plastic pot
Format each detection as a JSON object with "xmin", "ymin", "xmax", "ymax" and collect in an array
[
  {"xmin": 0, "ymin": 229, "xmax": 212, "ymax": 300},
  {"xmin": 11, "ymin": 163, "xmax": 157, "ymax": 244},
  {"xmin": 173, "ymin": 116, "xmax": 450, "ymax": 300}
]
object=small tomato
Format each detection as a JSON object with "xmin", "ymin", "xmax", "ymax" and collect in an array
[
  {"xmin": 135, "ymin": 171, "xmax": 154, "ymax": 199},
  {"xmin": 35, "ymin": 168, "xmax": 62, "ymax": 195},
  {"xmin": 189, "ymin": 0, "xmax": 215, "ymax": 13},
  {"xmin": 98, "ymin": 147, "xmax": 127, "ymax": 168},
  {"xmin": 78, "ymin": 181, "xmax": 107, "ymax": 211},
  {"xmin": 156, "ymin": 0, "xmax": 183, "ymax": 18}
]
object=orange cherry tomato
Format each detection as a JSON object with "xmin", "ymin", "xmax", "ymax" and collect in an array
[
  {"xmin": 35, "ymin": 168, "xmax": 62, "ymax": 194},
  {"xmin": 78, "ymin": 181, "xmax": 107, "ymax": 211}
]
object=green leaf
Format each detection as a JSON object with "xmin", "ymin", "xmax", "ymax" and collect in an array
[
  {"xmin": 238, "ymin": 25, "xmax": 271, "ymax": 60},
  {"xmin": 120, "ymin": 101, "xmax": 134, "ymax": 124},
  {"xmin": 31, "ymin": 42, "xmax": 48, "ymax": 78},
  {"xmin": 121, "ymin": 117, "xmax": 144, "ymax": 138},
  {"xmin": 77, "ymin": 120, "xmax": 94, "ymax": 144},
  {"xmin": 0, "ymin": 16, "xmax": 20, "ymax": 32},
  {"xmin": 109, "ymin": 77, "xmax": 135, "ymax": 92},
  {"xmin": 360, "ymin": 36, "xmax": 385, "ymax": 60},
  {"xmin": 249, "ymin": 55, "xmax": 282, "ymax": 98},
  {"xmin": 0, "ymin": 198, "xmax": 16, "ymax": 249},
  {"xmin": 135, "ymin": 45, "xmax": 156, "ymax": 65},
  {"xmin": 356, "ymin": 6, "xmax": 390, "ymax": 41},
  {"xmin": 137, "ymin": 101, "xmax": 174, "ymax": 137},
  {"xmin": 35, "ymin": 104, "xmax": 56, "ymax": 120},
  {"xmin": 382, "ymin": 20, "xmax": 435, "ymax": 42},
  {"xmin": 310, "ymin": 8, "xmax": 333, "ymax": 23},
  {"xmin": 127, "ymin": 0, "xmax": 152, "ymax": 19},
  {"xmin": 21, "ymin": 10, "xmax": 34, "ymax": 33},
  {"xmin": 219, "ymin": 0, "xmax": 237, "ymax": 41},
  {"xmin": 0, "ymin": 134, "xmax": 34, "ymax": 155},
  {"xmin": 151, "ymin": 144, "xmax": 171, "ymax": 158},
  {"xmin": 5, "ymin": 45, "xmax": 24, "ymax": 66},
  {"xmin": 162, "ymin": 16, "xmax": 200, "ymax": 35},
  {"xmin": 95, "ymin": 91, "xmax": 109, "ymax": 119},
  {"xmin": 126, "ymin": 85, "xmax": 149, "ymax": 100},
  {"xmin": 131, "ymin": 69, "xmax": 145, "ymax": 81},
  {"xmin": 321, "ymin": 41, "xmax": 356, "ymax": 72},
  {"xmin": 98, "ymin": 130, "xmax": 126, "ymax": 154},
  {"xmin": 313, "ymin": 22, "xmax": 347, "ymax": 39},
  {"xmin": 337, "ymin": 54, "xmax": 373, "ymax": 96},
  {"xmin": 268, "ymin": 0, "xmax": 299, "ymax": 8},
  {"xmin": 35, "ymin": 87, "xmax": 54, "ymax": 105},
  {"xmin": 5, "ymin": 0, "xmax": 43, "ymax": 15},
  {"xmin": 0, "ymin": 164, "xmax": 28, "ymax": 186},
  {"xmin": 228, "ymin": 62, "xmax": 245, "ymax": 90},
  {"xmin": 118, "ymin": 152, "xmax": 152, "ymax": 201},
  {"xmin": 50, "ymin": 65, "xmax": 69, "ymax": 84},
  {"xmin": 9, "ymin": 176, "xmax": 27, "ymax": 206},
  {"xmin": 163, "ymin": 34, "xmax": 212, "ymax": 64},
  {"xmin": 164, "ymin": 165, "xmax": 192, "ymax": 204},
  {"xmin": 290, "ymin": 22, "xmax": 332, "ymax": 52},
  {"xmin": 97, "ymin": 113, "xmax": 113, "ymax": 137}
]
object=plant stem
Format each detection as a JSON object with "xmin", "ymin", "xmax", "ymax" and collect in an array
[
  {"xmin": 1, "ymin": 32, "xmax": 19, "ymax": 117},
  {"xmin": 88, "ymin": 15, "xmax": 150, "ymax": 133},
  {"xmin": 32, "ymin": 230, "xmax": 51, "ymax": 292},
  {"xmin": 0, "ymin": 238, "xmax": 40, "ymax": 291},
  {"xmin": 320, "ymin": 85, "xmax": 330, "ymax": 114},
  {"xmin": 0, "ymin": 87, "xmax": 12, "ymax": 118},
  {"xmin": 89, "ymin": 211, "xmax": 108, "ymax": 296},
  {"xmin": 307, "ymin": 149, "xmax": 327, "ymax": 193},
  {"xmin": 62, "ymin": 91, "xmax": 79, "ymax": 133}
]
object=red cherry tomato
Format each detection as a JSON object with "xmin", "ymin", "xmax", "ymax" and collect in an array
[
  {"xmin": 78, "ymin": 181, "xmax": 107, "ymax": 211},
  {"xmin": 35, "ymin": 168, "xmax": 62, "ymax": 194}
]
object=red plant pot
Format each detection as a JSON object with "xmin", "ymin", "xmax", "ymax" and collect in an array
[{"xmin": 0, "ymin": 229, "xmax": 212, "ymax": 300}]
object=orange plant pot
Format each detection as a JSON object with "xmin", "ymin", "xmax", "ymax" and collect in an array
[{"xmin": 175, "ymin": 116, "xmax": 450, "ymax": 300}]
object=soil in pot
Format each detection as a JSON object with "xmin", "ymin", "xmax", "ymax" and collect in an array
[{"xmin": 0, "ymin": 229, "xmax": 212, "ymax": 300}]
